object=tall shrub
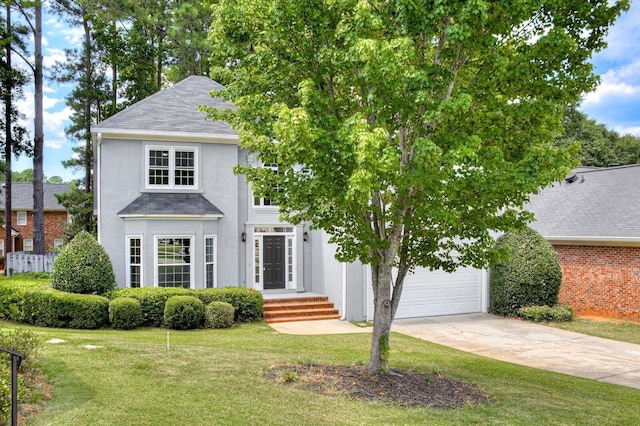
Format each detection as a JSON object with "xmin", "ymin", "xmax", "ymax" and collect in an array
[
  {"xmin": 50, "ymin": 231, "xmax": 115, "ymax": 294},
  {"xmin": 489, "ymin": 228, "xmax": 563, "ymax": 316}
]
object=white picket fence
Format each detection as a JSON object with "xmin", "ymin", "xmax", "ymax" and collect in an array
[{"xmin": 6, "ymin": 252, "xmax": 58, "ymax": 275}]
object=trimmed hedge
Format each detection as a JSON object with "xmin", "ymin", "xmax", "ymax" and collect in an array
[
  {"xmin": 489, "ymin": 228, "xmax": 563, "ymax": 316},
  {"xmin": 50, "ymin": 231, "xmax": 115, "ymax": 295},
  {"xmin": 517, "ymin": 305, "xmax": 574, "ymax": 322},
  {"xmin": 109, "ymin": 287, "xmax": 192, "ymax": 327},
  {"xmin": 194, "ymin": 287, "xmax": 263, "ymax": 323},
  {"xmin": 1, "ymin": 278, "xmax": 263, "ymax": 330},
  {"xmin": 1, "ymin": 278, "xmax": 109, "ymax": 329},
  {"xmin": 109, "ymin": 297, "xmax": 143, "ymax": 330},
  {"xmin": 164, "ymin": 296, "xmax": 205, "ymax": 330},
  {"xmin": 205, "ymin": 301, "xmax": 235, "ymax": 329}
]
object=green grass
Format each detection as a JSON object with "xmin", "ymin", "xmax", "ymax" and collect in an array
[
  {"xmin": 548, "ymin": 317, "xmax": 640, "ymax": 345},
  {"xmin": 2, "ymin": 321, "xmax": 638, "ymax": 426}
]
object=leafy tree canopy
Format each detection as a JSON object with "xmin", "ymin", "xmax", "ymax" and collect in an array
[
  {"xmin": 556, "ymin": 105, "xmax": 640, "ymax": 166},
  {"xmin": 206, "ymin": 0, "xmax": 628, "ymax": 371}
]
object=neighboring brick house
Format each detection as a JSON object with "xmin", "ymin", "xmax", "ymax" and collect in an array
[
  {"xmin": 527, "ymin": 165, "xmax": 640, "ymax": 322},
  {"xmin": 0, "ymin": 183, "xmax": 71, "ymax": 257}
]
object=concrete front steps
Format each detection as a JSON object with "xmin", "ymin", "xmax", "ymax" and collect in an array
[{"xmin": 263, "ymin": 296, "xmax": 341, "ymax": 323}]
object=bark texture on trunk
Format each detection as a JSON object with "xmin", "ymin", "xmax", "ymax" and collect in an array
[{"xmin": 33, "ymin": 3, "xmax": 45, "ymax": 254}]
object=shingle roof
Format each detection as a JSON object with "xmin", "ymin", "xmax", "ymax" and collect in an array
[
  {"xmin": 526, "ymin": 165, "xmax": 640, "ymax": 240},
  {"xmin": 118, "ymin": 193, "xmax": 224, "ymax": 217},
  {"xmin": 0, "ymin": 183, "xmax": 70, "ymax": 211},
  {"xmin": 91, "ymin": 76, "xmax": 236, "ymax": 136}
]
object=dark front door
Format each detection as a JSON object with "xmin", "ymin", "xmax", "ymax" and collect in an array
[{"xmin": 263, "ymin": 236, "xmax": 286, "ymax": 289}]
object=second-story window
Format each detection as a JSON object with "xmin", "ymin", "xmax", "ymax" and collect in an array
[
  {"xmin": 146, "ymin": 146, "xmax": 197, "ymax": 189},
  {"xmin": 17, "ymin": 211, "xmax": 27, "ymax": 226}
]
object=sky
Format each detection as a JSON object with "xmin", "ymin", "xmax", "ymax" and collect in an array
[{"xmin": 11, "ymin": 1, "xmax": 640, "ymax": 182}]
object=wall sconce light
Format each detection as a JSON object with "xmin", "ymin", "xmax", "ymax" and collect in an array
[
  {"xmin": 303, "ymin": 231, "xmax": 308, "ymax": 242},
  {"xmin": 241, "ymin": 231, "xmax": 246, "ymax": 242}
]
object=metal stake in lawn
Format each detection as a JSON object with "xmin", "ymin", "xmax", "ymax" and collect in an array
[{"xmin": 167, "ymin": 330, "xmax": 170, "ymax": 353}]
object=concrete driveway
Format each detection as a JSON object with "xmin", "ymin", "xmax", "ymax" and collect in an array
[
  {"xmin": 270, "ymin": 313, "xmax": 640, "ymax": 389},
  {"xmin": 392, "ymin": 313, "xmax": 640, "ymax": 389}
]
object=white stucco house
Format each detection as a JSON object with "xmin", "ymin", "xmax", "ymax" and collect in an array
[{"xmin": 91, "ymin": 76, "xmax": 489, "ymax": 321}]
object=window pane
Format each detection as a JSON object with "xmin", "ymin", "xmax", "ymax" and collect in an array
[
  {"xmin": 129, "ymin": 238, "xmax": 142, "ymax": 288},
  {"xmin": 174, "ymin": 150, "xmax": 195, "ymax": 186},
  {"xmin": 158, "ymin": 265, "xmax": 190, "ymax": 288},
  {"xmin": 149, "ymin": 150, "xmax": 170, "ymax": 186},
  {"xmin": 157, "ymin": 237, "xmax": 191, "ymax": 288},
  {"xmin": 205, "ymin": 237, "xmax": 215, "ymax": 288}
]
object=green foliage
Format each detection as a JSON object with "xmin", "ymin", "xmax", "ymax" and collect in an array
[
  {"xmin": 0, "ymin": 329, "xmax": 40, "ymax": 365},
  {"xmin": 164, "ymin": 296, "xmax": 204, "ymax": 330},
  {"xmin": 0, "ymin": 277, "xmax": 108, "ymax": 328},
  {"xmin": 54, "ymin": 183, "xmax": 96, "ymax": 241},
  {"xmin": 0, "ymin": 363, "xmax": 23, "ymax": 424},
  {"xmin": 490, "ymin": 228, "xmax": 563, "ymax": 316},
  {"xmin": 21, "ymin": 290, "xmax": 109, "ymax": 329},
  {"xmin": 195, "ymin": 287, "xmax": 263, "ymax": 323},
  {"xmin": 109, "ymin": 297, "xmax": 143, "ymax": 330},
  {"xmin": 0, "ymin": 329, "xmax": 42, "ymax": 424},
  {"xmin": 204, "ymin": 301, "xmax": 235, "ymax": 329},
  {"xmin": 556, "ymin": 105, "xmax": 640, "ymax": 166},
  {"xmin": 518, "ymin": 305, "xmax": 574, "ymax": 323},
  {"xmin": 207, "ymin": 0, "xmax": 627, "ymax": 370},
  {"xmin": 50, "ymin": 231, "xmax": 115, "ymax": 295},
  {"xmin": 109, "ymin": 287, "xmax": 192, "ymax": 327}
]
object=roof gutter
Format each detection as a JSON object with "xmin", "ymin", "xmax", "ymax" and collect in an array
[
  {"xmin": 545, "ymin": 236, "xmax": 640, "ymax": 247},
  {"xmin": 92, "ymin": 128, "xmax": 239, "ymax": 144}
]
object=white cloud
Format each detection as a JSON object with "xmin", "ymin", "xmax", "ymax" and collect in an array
[
  {"xmin": 44, "ymin": 106, "xmax": 73, "ymax": 149},
  {"xmin": 613, "ymin": 125, "xmax": 640, "ymax": 137},
  {"xmin": 582, "ymin": 61, "xmax": 640, "ymax": 106},
  {"xmin": 44, "ymin": 47, "xmax": 68, "ymax": 69}
]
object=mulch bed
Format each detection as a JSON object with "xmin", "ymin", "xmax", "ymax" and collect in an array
[{"xmin": 264, "ymin": 364, "xmax": 495, "ymax": 409}]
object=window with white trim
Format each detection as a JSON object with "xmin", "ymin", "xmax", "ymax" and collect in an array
[
  {"xmin": 204, "ymin": 236, "xmax": 217, "ymax": 288},
  {"xmin": 24, "ymin": 239, "xmax": 33, "ymax": 252},
  {"xmin": 253, "ymin": 164, "xmax": 279, "ymax": 206},
  {"xmin": 17, "ymin": 212, "xmax": 27, "ymax": 226},
  {"xmin": 146, "ymin": 146, "xmax": 197, "ymax": 189},
  {"xmin": 127, "ymin": 237, "xmax": 142, "ymax": 288},
  {"xmin": 156, "ymin": 237, "xmax": 192, "ymax": 288}
]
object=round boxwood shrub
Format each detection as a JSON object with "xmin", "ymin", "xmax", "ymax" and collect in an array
[
  {"xmin": 109, "ymin": 297, "xmax": 143, "ymax": 330},
  {"xmin": 164, "ymin": 296, "xmax": 205, "ymax": 330},
  {"xmin": 204, "ymin": 301, "xmax": 235, "ymax": 329},
  {"xmin": 489, "ymin": 227, "xmax": 563, "ymax": 316},
  {"xmin": 109, "ymin": 287, "xmax": 193, "ymax": 327},
  {"xmin": 50, "ymin": 231, "xmax": 115, "ymax": 295},
  {"xmin": 195, "ymin": 287, "xmax": 264, "ymax": 323}
]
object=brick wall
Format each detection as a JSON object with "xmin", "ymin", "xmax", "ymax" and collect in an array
[
  {"xmin": 554, "ymin": 245, "xmax": 640, "ymax": 322},
  {"xmin": 6, "ymin": 210, "xmax": 68, "ymax": 252}
]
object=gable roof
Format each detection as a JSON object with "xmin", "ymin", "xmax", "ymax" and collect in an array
[
  {"xmin": 91, "ymin": 76, "xmax": 236, "ymax": 138},
  {"xmin": 0, "ymin": 183, "xmax": 70, "ymax": 211},
  {"xmin": 118, "ymin": 193, "xmax": 224, "ymax": 219},
  {"xmin": 526, "ymin": 165, "xmax": 640, "ymax": 245}
]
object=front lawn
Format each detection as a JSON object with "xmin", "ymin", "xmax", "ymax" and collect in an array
[
  {"xmin": 4, "ymin": 321, "xmax": 638, "ymax": 425},
  {"xmin": 548, "ymin": 317, "xmax": 640, "ymax": 345}
]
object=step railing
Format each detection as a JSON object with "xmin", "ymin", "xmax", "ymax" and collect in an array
[{"xmin": 0, "ymin": 347, "xmax": 23, "ymax": 426}]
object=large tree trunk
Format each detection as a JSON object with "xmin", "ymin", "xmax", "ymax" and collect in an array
[
  {"xmin": 82, "ymin": 14, "xmax": 92, "ymax": 193},
  {"xmin": 32, "ymin": 2, "xmax": 45, "ymax": 255},
  {"xmin": 366, "ymin": 261, "xmax": 394, "ymax": 372},
  {"xmin": 3, "ymin": 3, "xmax": 13, "ymax": 266}
]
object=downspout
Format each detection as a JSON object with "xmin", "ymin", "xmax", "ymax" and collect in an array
[
  {"xmin": 340, "ymin": 262, "xmax": 347, "ymax": 320},
  {"xmin": 95, "ymin": 133, "xmax": 102, "ymax": 243}
]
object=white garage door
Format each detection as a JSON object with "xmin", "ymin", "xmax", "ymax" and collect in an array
[{"xmin": 367, "ymin": 266, "xmax": 486, "ymax": 320}]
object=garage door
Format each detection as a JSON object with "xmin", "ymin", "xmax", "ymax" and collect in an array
[{"xmin": 367, "ymin": 266, "xmax": 486, "ymax": 320}]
